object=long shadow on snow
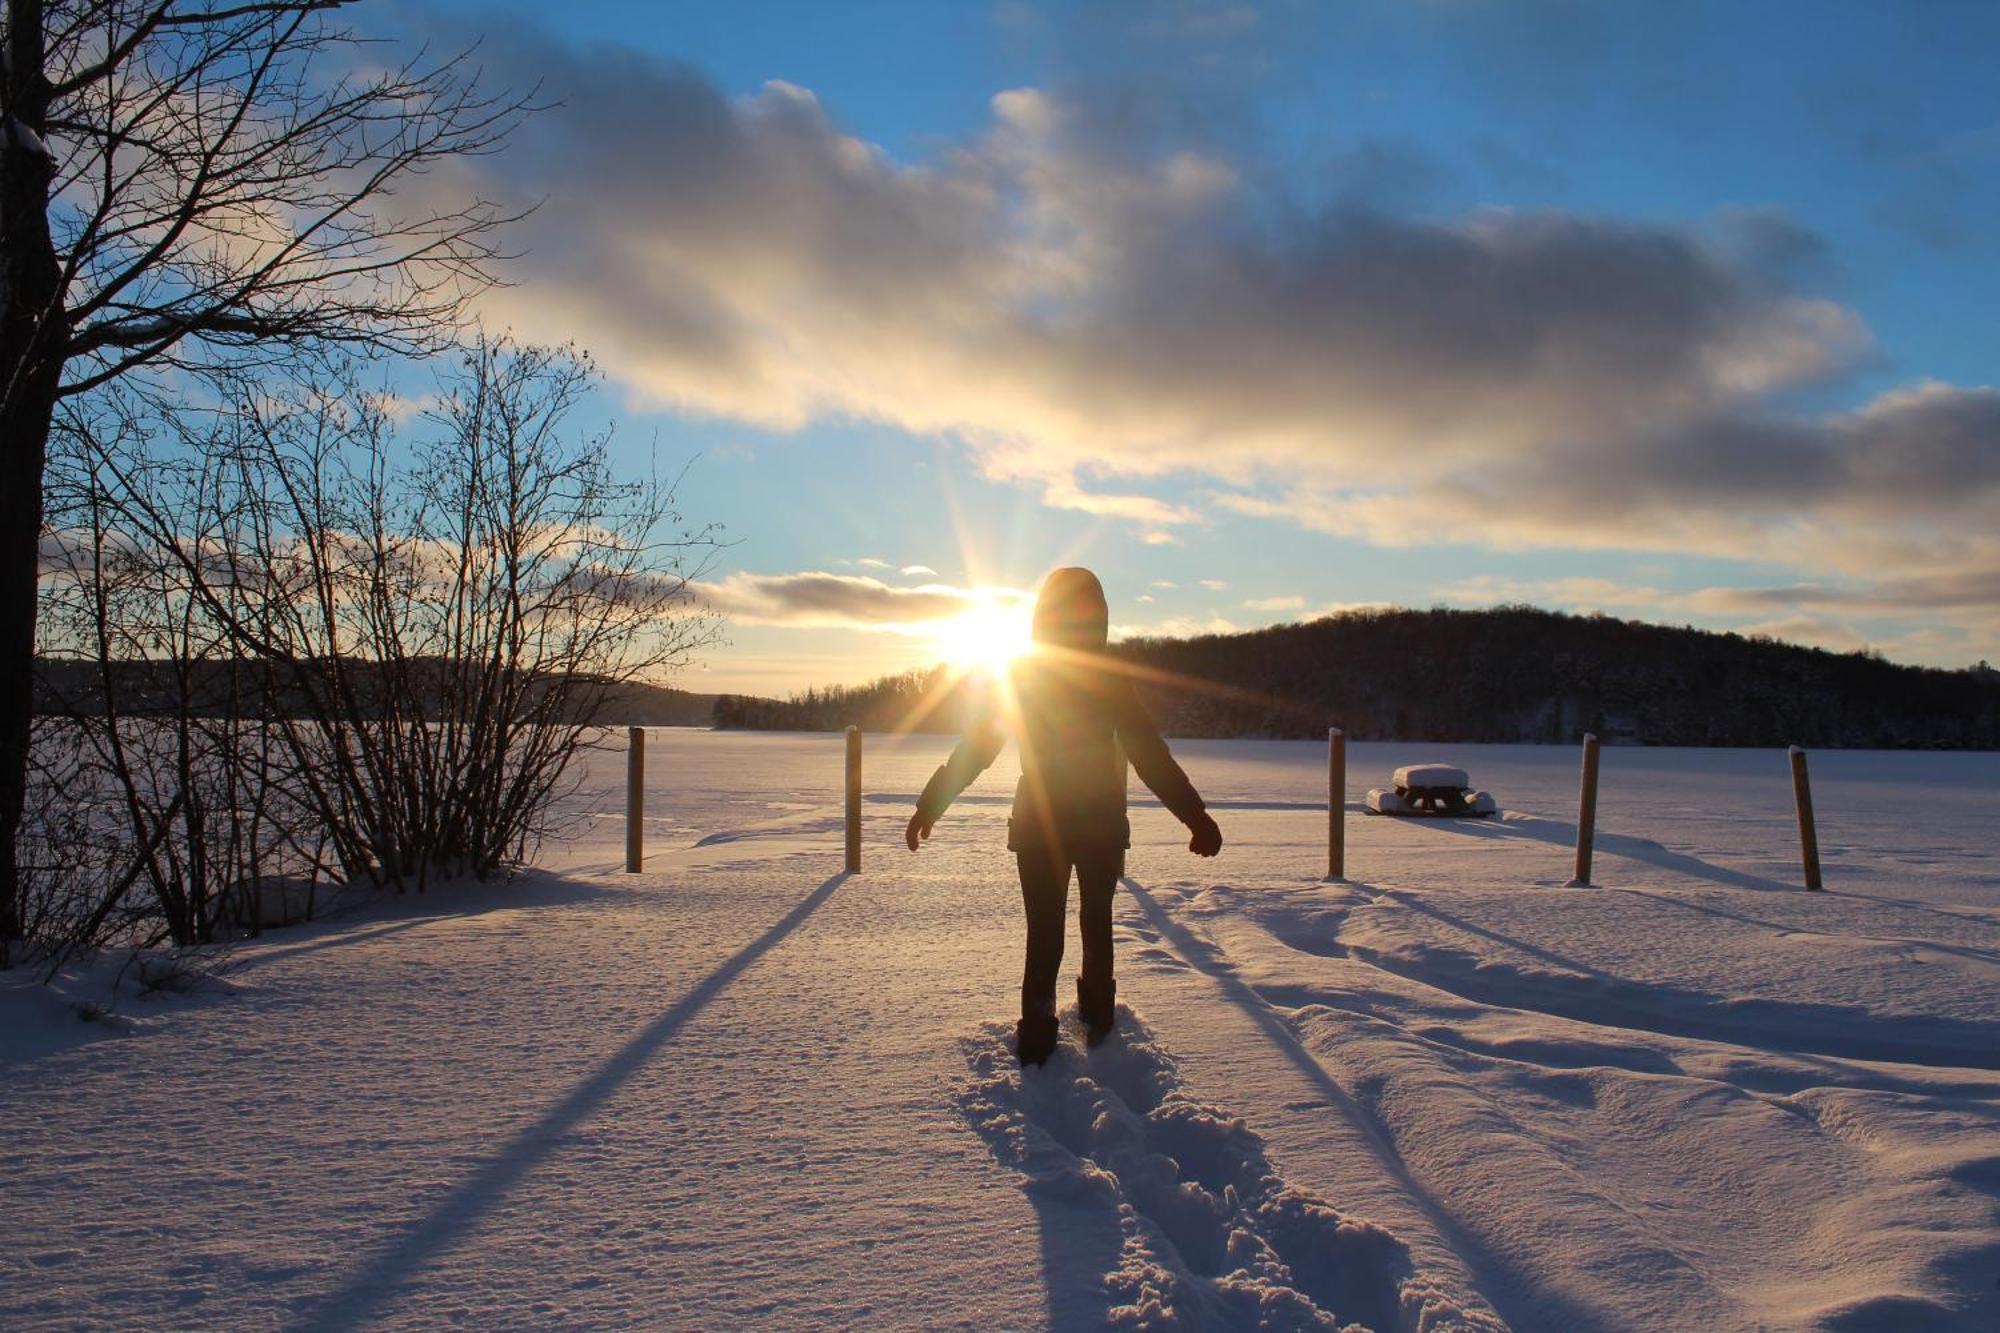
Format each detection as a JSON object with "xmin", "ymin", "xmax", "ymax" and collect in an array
[
  {"xmin": 1614, "ymin": 887, "xmax": 2000, "ymax": 971},
  {"xmin": 1354, "ymin": 889, "xmax": 2000, "ymax": 1072},
  {"xmin": 1369, "ymin": 889, "xmax": 1625, "ymax": 985},
  {"xmin": 864, "ymin": 791, "xmax": 1339, "ymax": 813},
  {"xmin": 1125, "ymin": 878, "xmax": 1590, "ymax": 1332},
  {"xmin": 1831, "ymin": 889, "xmax": 2000, "ymax": 932},
  {"xmin": 1403, "ymin": 813, "xmax": 2000, "ymax": 930},
  {"xmin": 1292, "ymin": 891, "xmax": 2000, "ymax": 1099},
  {"xmin": 228, "ymin": 873, "xmax": 629, "ymax": 974},
  {"xmin": 293, "ymin": 870, "xmax": 853, "ymax": 1332},
  {"xmin": 1404, "ymin": 812, "xmax": 1802, "ymax": 893}
]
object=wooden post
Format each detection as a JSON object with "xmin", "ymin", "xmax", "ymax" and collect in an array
[
  {"xmin": 1327, "ymin": 727, "xmax": 1346, "ymax": 881},
  {"xmin": 1568, "ymin": 733, "xmax": 1600, "ymax": 887},
  {"xmin": 625, "ymin": 726, "xmax": 644, "ymax": 874},
  {"xmin": 1790, "ymin": 746, "xmax": 1823, "ymax": 891},
  {"xmin": 845, "ymin": 725, "xmax": 862, "ymax": 873}
]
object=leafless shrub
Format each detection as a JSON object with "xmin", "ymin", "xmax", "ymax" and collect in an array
[
  {"xmin": 29, "ymin": 336, "xmax": 720, "ymax": 958},
  {"xmin": 12, "ymin": 715, "xmax": 160, "ymax": 962}
]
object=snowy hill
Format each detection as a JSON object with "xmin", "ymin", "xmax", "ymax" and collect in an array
[
  {"xmin": 714, "ymin": 607, "xmax": 2000, "ymax": 748},
  {"xmin": 1123, "ymin": 606, "xmax": 2000, "ymax": 747}
]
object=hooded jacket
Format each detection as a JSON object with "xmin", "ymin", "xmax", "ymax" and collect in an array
[{"xmin": 914, "ymin": 568, "xmax": 1207, "ymax": 851}]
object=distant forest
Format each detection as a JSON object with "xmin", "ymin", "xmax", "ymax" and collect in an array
[
  {"xmin": 712, "ymin": 606, "xmax": 2000, "ymax": 749},
  {"xmin": 42, "ymin": 606, "xmax": 2000, "ymax": 748},
  {"xmin": 33, "ymin": 659, "xmax": 722, "ymax": 729}
]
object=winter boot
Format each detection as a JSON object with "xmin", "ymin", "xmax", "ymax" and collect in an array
[
  {"xmin": 1016, "ymin": 1014, "xmax": 1059, "ymax": 1067},
  {"xmin": 1077, "ymin": 976, "xmax": 1116, "ymax": 1046}
]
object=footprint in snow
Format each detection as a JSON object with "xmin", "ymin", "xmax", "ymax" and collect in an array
[{"xmin": 952, "ymin": 1008, "xmax": 1485, "ymax": 1332}]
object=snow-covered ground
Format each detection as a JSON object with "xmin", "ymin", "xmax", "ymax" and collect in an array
[{"xmin": 5, "ymin": 733, "xmax": 2000, "ymax": 1330}]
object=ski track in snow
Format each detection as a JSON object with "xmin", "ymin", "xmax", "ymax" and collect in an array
[{"xmin": 7, "ymin": 734, "xmax": 2000, "ymax": 1330}]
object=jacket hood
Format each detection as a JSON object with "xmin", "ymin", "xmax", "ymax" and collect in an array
[{"xmin": 1032, "ymin": 567, "xmax": 1109, "ymax": 652}]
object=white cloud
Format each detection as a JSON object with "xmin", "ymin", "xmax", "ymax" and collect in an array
[
  {"xmin": 403, "ymin": 23, "xmax": 1992, "ymax": 602},
  {"xmin": 1117, "ymin": 614, "xmax": 1241, "ymax": 640},
  {"xmin": 1198, "ymin": 579, "xmax": 1228, "ymax": 591},
  {"xmin": 900, "ymin": 564, "xmax": 937, "ymax": 576},
  {"xmin": 1428, "ymin": 573, "xmax": 2000, "ymax": 668},
  {"xmin": 690, "ymin": 570, "xmax": 997, "ymax": 631},
  {"xmin": 1436, "ymin": 574, "xmax": 1675, "ymax": 612},
  {"xmin": 377, "ymin": 391, "xmax": 441, "ymax": 424},
  {"xmin": 1737, "ymin": 615, "xmax": 1871, "ymax": 654},
  {"xmin": 1223, "ymin": 381, "xmax": 2000, "ymax": 592},
  {"xmin": 1030, "ymin": 473, "xmax": 1203, "ymax": 525},
  {"xmin": 1243, "ymin": 594, "xmax": 1305, "ymax": 611}
]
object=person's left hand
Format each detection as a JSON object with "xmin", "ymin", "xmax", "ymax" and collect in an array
[
  {"xmin": 1187, "ymin": 811, "xmax": 1222, "ymax": 857},
  {"xmin": 905, "ymin": 810, "xmax": 934, "ymax": 852}
]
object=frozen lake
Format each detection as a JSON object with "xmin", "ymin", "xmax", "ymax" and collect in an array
[
  {"xmin": 5, "ymin": 733, "xmax": 1998, "ymax": 1329},
  {"xmin": 560, "ymin": 731, "xmax": 2000, "ymax": 909}
]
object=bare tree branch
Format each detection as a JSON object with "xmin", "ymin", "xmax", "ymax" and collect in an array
[
  {"xmin": 33, "ymin": 2, "xmax": 535, "ymax": 388},
  {"xmin": 4, "ymin": 1, "xmax": 537, "ymax": 948}
]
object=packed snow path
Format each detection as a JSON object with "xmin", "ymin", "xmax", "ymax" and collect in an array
[{"xmin": 5, "ymin": 735, "xmax": 2000, "ymax": 1329}]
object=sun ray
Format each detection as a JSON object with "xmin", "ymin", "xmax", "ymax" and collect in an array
[
  {"xmin": 1030, "ymin": 637, "xmax": 1327, "ymax": 725},
  {"xmin": 929, "ymin": 594, "xmax": 1035, "ymax": 674}
]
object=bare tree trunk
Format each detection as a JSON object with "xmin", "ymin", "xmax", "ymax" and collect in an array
[{"xmin": 1, "ymin": 0, "xmax": 67, "ymax": 958}]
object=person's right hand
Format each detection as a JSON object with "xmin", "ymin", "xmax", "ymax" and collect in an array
[
  {"xmin": 1187, "ymin": 811, "xmax": 1222, "ymax": 858},
  {"xmin": 905, "ymin": 810, "xmax": 934, "ymax": 852}
]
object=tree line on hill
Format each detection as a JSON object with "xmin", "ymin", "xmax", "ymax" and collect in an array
[
  {"xmin": 710, "ymin": 669, "xmax": 972, "ymax": 734},
  {"xmin": 34, "ymin": 659, "xmax": 722, "ymax": 729},
  {"xmin": 711, "ymin": 606, "xmax": 2000, "ymax": 749}
]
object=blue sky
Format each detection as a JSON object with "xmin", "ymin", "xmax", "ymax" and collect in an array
[{"xmin": 398, "ymin": 1, "xmax": 2000, "ymax": 693}]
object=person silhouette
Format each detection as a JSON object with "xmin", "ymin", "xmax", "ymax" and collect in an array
[{"xmin": 905, "ymin": 567, "xmax": 1222, "ymax": 1066}]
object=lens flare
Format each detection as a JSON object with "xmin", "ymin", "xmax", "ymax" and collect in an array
[{"xmin": 930, "ymin": 595, "xmax": 1034, "ymax": 673}]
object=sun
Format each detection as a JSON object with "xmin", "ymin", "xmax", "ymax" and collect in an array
[{"xmin": 931, "ymin": 596, "xmax": 1034, "ymax": 673}]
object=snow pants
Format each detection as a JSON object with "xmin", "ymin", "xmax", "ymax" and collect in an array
[{"xmin": 1015, "ymin": 840, "xmax": 1124, "ymax": 1022}]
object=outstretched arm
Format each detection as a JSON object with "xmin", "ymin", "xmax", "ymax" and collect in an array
[
  {"xmin": 1115, "ymin": 687, "xmax": 1222, "ymax": 857},
  {"xmin": 908, "ymin": 715, "xmax": 1006, "ymax": 850}
]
